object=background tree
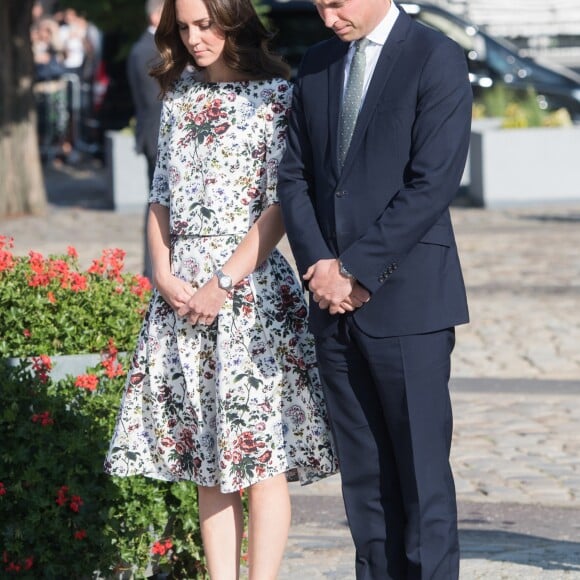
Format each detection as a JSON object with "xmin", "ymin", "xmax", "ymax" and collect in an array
[{"xmin": 0, "ymin": 0, "xmax": 47, "ymax": 217}]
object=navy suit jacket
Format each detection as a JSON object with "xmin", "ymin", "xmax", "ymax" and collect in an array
[{"xmin": 278, "ymin": 9, "xmax": 472, "ymax": 338}]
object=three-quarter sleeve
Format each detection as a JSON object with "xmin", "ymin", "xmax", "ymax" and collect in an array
[{"xmin": 148, "ymin": 93, "xmax": 173, "ymax": 207}]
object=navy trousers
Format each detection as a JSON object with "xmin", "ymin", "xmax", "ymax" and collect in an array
[{"xmin": 315, "ymin": 319, "xmax": 459, "ymax": 580}]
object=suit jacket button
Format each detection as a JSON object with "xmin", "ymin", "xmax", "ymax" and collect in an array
[{"xmin": 335, "ymin": 190, "xmax": 347, "ymax": 198}]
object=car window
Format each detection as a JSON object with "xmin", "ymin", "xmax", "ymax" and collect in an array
[
  {"xmin": 404, "ymin": 4, "xmax": 576, "ymax": 89},
  {"xmin": 485, "ymin": 40, "xmax": 572, "ymax": 85},
  {"xmin": 403, "ymin": 6, "xmax": 488, "ymax": 71},
  {"xmin": 412, "ymin": 11, "xmax": 478, "ymax": 54}
]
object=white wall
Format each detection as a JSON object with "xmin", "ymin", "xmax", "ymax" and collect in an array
[{"xmin": 428, "ymin": 0, "xmax": 580, "ymax": 38}]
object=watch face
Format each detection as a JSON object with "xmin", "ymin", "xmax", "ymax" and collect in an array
[
  {"xmin": 339, "ymin": 262, "xmax": 353, "ymax": 279},
  {"xmin": 219, "ymin": 273, "xmax": 232, "ymax": 290}
]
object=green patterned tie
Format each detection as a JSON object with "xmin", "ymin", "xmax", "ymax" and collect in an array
[{"xmin": 339, "ymin": 38, "xmax": 370, "ymax": 167}]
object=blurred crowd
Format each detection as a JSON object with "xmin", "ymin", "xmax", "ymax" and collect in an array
[{"xmin": 30, "ymin": 2, "xmax": 106, "ymax": 164}]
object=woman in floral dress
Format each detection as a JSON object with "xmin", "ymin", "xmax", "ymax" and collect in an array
[{"xmin": 104, "ymin": 0, "xmax": 338, "ymax": 577}]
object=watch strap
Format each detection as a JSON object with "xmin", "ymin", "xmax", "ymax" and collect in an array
[{"xmin": 338, "ymin": 260, "xmax": 355, "ymax": 280}]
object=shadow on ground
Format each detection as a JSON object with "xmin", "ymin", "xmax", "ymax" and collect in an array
[
  {"xmin": 520, "ymin": 212, "xmax": 580, "ymax": 223},
  {"xmin": 291, "ymin": 494, "xmax": 580, "ymax": 572},
  {"xmin": 461, "ymin": 529, "xmax": 580, "ymax": 572},
  {"xmin": 43, "ymin": 159, "xmax": 112, "ymax": 210}
]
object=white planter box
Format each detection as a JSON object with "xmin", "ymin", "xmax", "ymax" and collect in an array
[
  {"xmin": 5, "ymin": 353, "xmax": 103, "ymax": 382},
  {"xmin": 4, "ymin": 352, "xmax": 128, "ymax": 382},
  {"xmin": 469, "ymin": 125, "xmax": 580, "ymax": 207},
  {"xmin": 460, "ymin": 119, "xmax": 504, "ymax": 189},
  {"xmin": 105, "ymin": 131, "xmax": 150, "ymax": 212}
]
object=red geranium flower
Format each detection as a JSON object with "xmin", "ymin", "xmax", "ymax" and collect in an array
[
  {"xmin": 69, "ymin": 495, "xmax": 84, "ymax": 512},
  {"xmin": 151, "ymin": 539, "xmax": 173, "ymax": 556},
  {"xmin": 31, "ymin": 411, "xmax": 54, "ymax": 427},
  {"xmin": 31, "ymin": 355, "xmax": 52, "ymax": 383},
  {"xmin": 75, "ymin": 374, "xmax": 99, "ymax": 392},
  {"xmin": 56, "ymin": 485, "xmax": 69, "ymax": 506},
  {"xmin": 0, "ymin": 243, "xmax": 15, "ymax": 272}
]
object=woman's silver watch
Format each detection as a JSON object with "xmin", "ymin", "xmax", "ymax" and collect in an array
[{"xmin": 215, "ymin": 269, "xmax": 233, "ymax": 291}]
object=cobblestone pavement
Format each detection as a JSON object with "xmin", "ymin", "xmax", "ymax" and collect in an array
[
  {"xmin": 1, "ymin": 162, "xmax": 579, "ymax": 578},
  {"xmin": 452, "ymin": 206, "xmax": 580, "ymax": 381}
]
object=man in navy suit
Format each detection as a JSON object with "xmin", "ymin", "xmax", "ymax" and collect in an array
[
  {"xmin": 277, "ymin": 0, "xmax": 472, "ymax": 577},
  {"xmin": 127, "ymin": 0, "xmax": 164, "ymax": 280}
]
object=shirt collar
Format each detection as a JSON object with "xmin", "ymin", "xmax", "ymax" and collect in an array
[{"xmin": 364, "ymin": 2, "xmax": 400, "ymax": 47}]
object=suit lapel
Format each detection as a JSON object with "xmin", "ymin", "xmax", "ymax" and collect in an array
[{"xmin": 340, "ymin": 12, "xmax": 412, "ymax": 175}]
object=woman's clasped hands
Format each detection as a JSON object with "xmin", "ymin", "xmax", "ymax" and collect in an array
[{"xmin": 157, "ymin": 274, "xmax": 227, "ymax": 326}]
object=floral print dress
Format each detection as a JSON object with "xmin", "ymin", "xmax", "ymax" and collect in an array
[{"xmin": 105, "ymin": 75, "xmax": 338, "ymax": 492}]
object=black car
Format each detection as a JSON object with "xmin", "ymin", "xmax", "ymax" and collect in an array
[
  {"xmin": 400, "ymin": 2, "xmax": 580, "ymax": 120},
  {"xmin": 265, "ymin": 0, "xmax": 580, "ymax": 120},
  {"xmin": 264, "ymin": 0, "xmax": 332, "ymax": 76}
]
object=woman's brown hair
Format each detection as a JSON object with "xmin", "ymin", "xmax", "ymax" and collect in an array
[{"xmin": 151, "ymin": 0, "xmax": 291, "ymax": 96}]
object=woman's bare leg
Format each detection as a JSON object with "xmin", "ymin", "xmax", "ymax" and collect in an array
[
  {"xmin": 247, "ymin": 473, "xmax": 291, "ymax": 580},
  {"xmin": 197, "ymin": 485, "xmax": 244, "ymax": 580}
]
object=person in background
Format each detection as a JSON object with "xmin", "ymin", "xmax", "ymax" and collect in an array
[
  {"xmin": 31, "ymin": 13, "xmax": 68, "ymax": 164},
  {"xmin": 56, "ymin": 8, "xmax": 87, "ymax": 76},
  {"xmin": 277, "ymin": 0, "xmax": 472, "ymax": 577},
  {"xmin": 32, "ymin": 1, "xmax": 44, "ymax": 24},
  {"xmin": 105, "ymin": 0, "xmax": 338, "ymax": 578},
  {"xmin": 31, "ymin": 16, "xmax": 65, "ymax": 82},
  {"xmin": 52, "ymin": 7, "xmax": 102, "ymax": 162},
  {"xmin": 127, "ymin": 0, "xmax": 165, "ymax": 280}
]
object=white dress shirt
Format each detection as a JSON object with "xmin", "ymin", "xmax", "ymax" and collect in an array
[{"xmin": 343, "ymin": 3, "xmax": 400, "ymax": 106}]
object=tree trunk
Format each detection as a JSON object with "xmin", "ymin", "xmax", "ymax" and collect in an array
[{"xmin": 0, "ymin": 0, "xmax": 47, "ymax": 217}]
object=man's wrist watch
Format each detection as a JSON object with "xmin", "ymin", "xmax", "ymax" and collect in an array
[
  {"xmin": 338, "ymin": 260, "xmax": 355, "ymax": 280},
  {"xmin": 215, "ymin": 269, "xmax": 233, "ymax": 291}
]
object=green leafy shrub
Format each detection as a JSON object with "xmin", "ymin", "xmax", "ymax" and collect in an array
[
  {"xmin": 0, "ymin": 238, "xmax": 208, "ymax": 577},
  {"xmin": 0, "ymin": 349, "xmax": 207, "ymax": 579},
  {"xmin": 0, "ymin": 237, "xmax": 151, "ymax": 357}
]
